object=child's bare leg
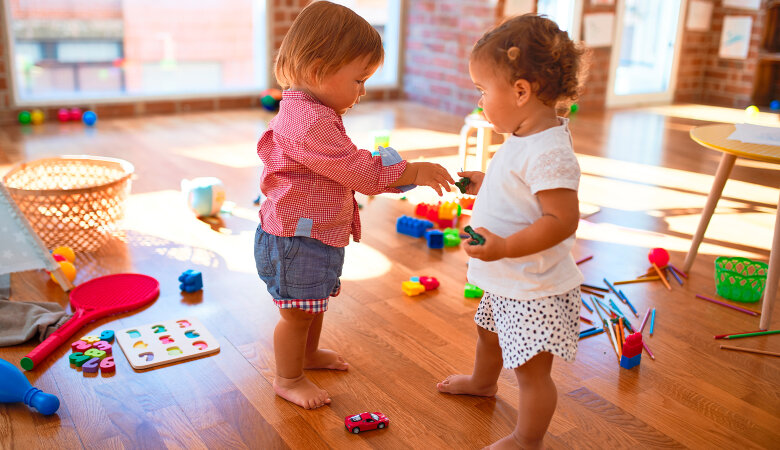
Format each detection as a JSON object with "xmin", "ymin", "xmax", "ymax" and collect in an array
[
  {"xmin": 273, "ymin": 308, "xmax": 331, "ymax": 409},
  {"xmin": 488, "ymin": 352, "xmax": 556, "ymax": 450},
  {"xmin": 304, "ymin": 311, "xmax": 349, "ymax": 370},
  {"xmin": 438, "ymin": 325, "xmax": 502, "ymax": 396}
]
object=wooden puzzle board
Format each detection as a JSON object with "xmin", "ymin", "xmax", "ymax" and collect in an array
[{"xmin": 116, "ymin": 317, "xmax": 219, "ymax": 369}]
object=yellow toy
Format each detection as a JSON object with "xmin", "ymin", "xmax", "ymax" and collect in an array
[
  {"xmin": 52, "ymin": 246, "xmax": 76, "ymax": 263},
  {"xmin": 49, "ymin": 246, "xmax": 77, "ymax": 283},
  {"xmin": 401, "ymin": 281, "xmax": 425, "ymax": 296},
  {"xmin": 50, "ymin": 261, "xmax": 77, "ymax": 283}
]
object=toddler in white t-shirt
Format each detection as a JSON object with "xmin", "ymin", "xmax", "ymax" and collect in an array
[{"xmin": 437, "ymin": 14, "xmax": 587, "ymax": 450}]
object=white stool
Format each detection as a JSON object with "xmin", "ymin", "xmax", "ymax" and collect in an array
[{"xmin": 458, "ymin": 114, "xmax": 503, "ymax": 172}]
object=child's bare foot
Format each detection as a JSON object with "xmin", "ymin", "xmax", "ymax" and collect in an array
[
  {"xmin": 304, "ymin": 349, "xmax": 349, "ymax": 370},
  {"xmin": 437, "ymin": 374, "xmax": 498, "ymax": 396},
  {"xmin": 484, "ymin": 432, "xmax": 539, "ymax": 450},
  {"xmin": 273, "ymin": 374, "xmax": 331, "ymax": 409}
]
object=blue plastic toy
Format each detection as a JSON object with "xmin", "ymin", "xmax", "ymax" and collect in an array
[
  {"xmin": 396, "ymin": 215, "xmax": 433, "ymax": 238},
  {"xmin": 619, "ymin": 353, "xmax": 641, "ymax": 369},
  {"xmin": 99, "ymin": 330, "xmax": 115, "ymax": 344},
  {"xmin": 181, "ymin": 177, "xmax": 226, "ymax": 217},
  {"xmin": 0, "ymin": 358, "xmax": 60, "ymax": 415},
  {"xmin": 425, "ymin": 229, "xmax": 444, "ymax": 249},
  {"xmin": 82, "ymin": 110, "xmax": 97, "ymax": 126},
  {"xmin": 770, "ymin": 100, "xmax": 780, "ymax": 111},
  {"xmin": 178, "ymin": 270, "xmax": 203, "ymax": 293}
]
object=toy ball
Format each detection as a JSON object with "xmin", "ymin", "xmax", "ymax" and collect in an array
[
  {"xmin": 52, "ymin": 245, "xmax": 76, "ymax": 263},
  {"xmin": 82, "ymin": 110, "xmax": 97, "ymax": 126},
  {"xmin": 30, "ymin": 109, "xmax": 45, "ymax": 125},
  {"xmin": 50, "ymin": 261, "xmax": 77, "ymax": 283},
  {"xmin": 259, "ymin": 88, "xmax": 282, "ymax": 111},
  {"xmin": 648, "ymin": 248, "xmax": 670, "ymax": 267},
  {"xmin": 182, "ymin": 177, "xmax": 226, "ymax": 217},
  {"xmin": 57, "ymin": 108, "xmax": 70, "ymax": 122},
  {"xmin": 745, "ymin": 105, "xmax": 759, "ymax": 116},
  {"xmin": 69, "ymin": 108, "xmax": 83, "ymax": 121},
  {"xmin": 18, "ymin": 111, "xmax": 31, "ymax": 124},
  {"xmin": 770, "ymin": 100, "xmax": 780, "ymax": 111},
  {"xmin": 570, "ymin": 103, "xmax": 578, "ymax": 113}
]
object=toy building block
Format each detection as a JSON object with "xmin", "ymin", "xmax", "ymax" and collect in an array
[
  {"xmin": 178, "ymin": 270, "xmax": 203, "ymax": 293},
  {"xmin": 419, "ymin": 276, "xmax": 439, "ymax": 290},
  {"xmin": 464, "ymin": 225, "xmax": 486, "ymax": 245},
  {"xmin": 619, "ymin": 353, "xmax": 641, "ymax": 369},
  {"xmin": 455, "ymin": 177, "xmax": 471, "ymax": 194},
  {"xmin": 410, "ymin": 276, "xmax": 420, "ymax": 282},
  {"xmin": 464, "ymin": 283, "xmax": 484, "ymax": 298},
  {"xmin": 414, "ymin": 202, "xmax": 434, "ymax": 217},
  {"xmin": 396, "ymin": 215, "xmax": 433, "ymax": 238},
  {"xmin": 443, "ymin": 228, "xmax": 461, "ymax": 247},
  {"xmin": 438, "ymin": 201, "xmax": 459, "ymax": 221},
  {"xmin": 426, "ymin": 230, "xmax": 444, "ymax": 249},
  {"xmin": 402, "ymin": 281, "xmax": 426, "ymax": 296},
  {"xmin": 459, "ymin": 197, "xmax": 475, "ymax": 210},
  {"xmin": 622, "ymin": 332, "xmax": 642, "ymax": 358}
]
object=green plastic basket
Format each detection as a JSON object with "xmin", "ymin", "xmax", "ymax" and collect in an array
[{"xmin": 714, "ymin": 257, "xmax": 768, "ymax": 303}]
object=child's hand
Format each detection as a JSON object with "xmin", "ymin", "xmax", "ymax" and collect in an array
[
  {"xmin": 462, "ymin": 227, "xmax": 506, "ymax": 261},
  {"xmin": 456, "ymin": 171, "xmax": 485, "ymax": 195},
  {"xmin": 411, "ymin": 162, "xmax": 455, "ymax": 196}
]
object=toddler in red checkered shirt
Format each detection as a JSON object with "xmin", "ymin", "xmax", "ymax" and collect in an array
[{"xmin": 255, "ymin": 1, "xmax": 454, "ymax": 410}]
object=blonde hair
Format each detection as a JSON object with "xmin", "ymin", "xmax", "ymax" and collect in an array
[
  {"xmin": 275, "ymin": 1, "xmax": 384, "ymax": 89},
  {"xmin": 472, "ymin": 14, "xmax": 587, "ymax": 106}
]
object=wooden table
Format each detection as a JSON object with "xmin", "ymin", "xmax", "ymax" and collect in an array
[{"xmin": 684, "ymin": 124, "xmax": 780, "ymax": 329}]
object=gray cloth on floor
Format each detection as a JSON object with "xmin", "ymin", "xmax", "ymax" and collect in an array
[{"xmin": 0, "ymin": 274, "xmax": 73, "ymax": 346}]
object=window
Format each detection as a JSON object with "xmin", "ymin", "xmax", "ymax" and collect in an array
[
  {"xmin": 330, "ymin": 0, "xmax": 401, "ymax": 88},
  {"xmin": 5, "ymin": 0, "xmax": 269, "ymax": 104},
  {"xmin": 537, "ymin": 0, "xmax": 583, "ymax": 41}
]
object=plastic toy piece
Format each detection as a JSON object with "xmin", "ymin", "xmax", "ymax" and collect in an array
[
  {"xmin": 99, "ymin": 356, "xmax": 116, "ymax": 373},
  {"xmin": 619, "ymin": 353, "xmax": 641, "ymax": 369},
  {"xmin": 71, "ymin": 340, "xmax": 92, "ymax": 353},
  {"xmin": 0, "ymin": 358, "xmax": 60, "ymax": 415},
  {"xmin": 99, "ymin": 330, "xmax": 115, "ymax": 343},
  {"xmin": 619, "ymin": 332, "xmax": 642, "ymax": 369},
  {"xmin": 80, "ymin": 335, "xmax": 100, "ymax": 344},
  {"xmin": 402, "ymin": 281, "xmax": 426, "ymax": 296},
  {"xmin": 345, "ymin": 412, "xmax": 389, "ymax": 434},
  {"xmin": 464, "ymin": 283, "xmax": 484, "ymax": 298},
  {"xmin": 426, "ymin": 230, "xmax": 444, "ymax": 249},
  {"xmin": 69, "ymin": 353, "xmax": 85, "ymax": 365},
  {"xmin": 443, "ymin": 228, "xmax": 461, "ymax": 247},
  {"xmin": 455, "ymin": 177, "xmax": 471, "ymax": 194},
  {"xmin": 459, "ymin": 197, "xmax": 475, "ymax": 210},
  {"xmin": 419, "ymin": 276, "xmax": 439, "ymax": 290},
  {"xmin": 714, "ymin": 256, "xmax": 768, "ymax": 302},
  {"xmin": 71, "ymin": 354, "xmax": 91, "ymax": 367},
  {"xmin": 178, "ymin": 270, "xmax": 203, "ymax": 293},
  {"xmin": 93, "ymin": 341, "xmax": 112, "ymax": 355},
  {"xmin": 410, "ymin": 276, "xmax": 420, "ymax": 282},
  {"xmin": 396, "ymin": 215, "xmax": 434, "ymax": 238},
  {"xmin": 82, "ymin": 358, "xmax": 101, "ymax": 374},
  {"xmin": 84, "ymin": 349, "xmax": 106, "ymax": 360},
  {"xmin": 438, "ymin": 201, "xmax": 459, "ymax": 221},
  {"xmin": 464, "ymin": 225, "xmax": 486, "ymax": 245}
]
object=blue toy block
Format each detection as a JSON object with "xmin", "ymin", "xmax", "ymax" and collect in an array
[
  {"xmin": 619, "ymin": 353, "xmax": 641, "ymax": 369},
  {"xmin": 410, "ymin": 276, "xmax": 420, "ymax": 282},
  {"xmin": 178, "ymin": 270, "xmax": 203, "ymax": 293},
  {"xmin": 425, "ymin": 229, "xmax": 444, "ymax": 249},
  {"xmin": 99, "ymin": 330, "xmax": 115, "ymax": 344},
  {"xmin": 396, "ymin": 215, "xmax": 433, "ymax": 238}
]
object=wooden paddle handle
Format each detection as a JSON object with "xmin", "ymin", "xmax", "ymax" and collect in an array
[{"xmin": 21, "ymin": 314, "xmax": 88, "ymax": 371}]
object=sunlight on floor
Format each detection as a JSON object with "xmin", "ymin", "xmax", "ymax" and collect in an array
[
  {"xmin": 172, "ymin": 142, "xmax": 260, "ymax": 168},
  {"xmin": 640, "ymin": 103, "xmax": 780, "ymax": 127}
]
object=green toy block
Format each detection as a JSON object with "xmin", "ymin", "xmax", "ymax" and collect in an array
[
  {"xmin": 443, "ymin": 228, "xmax": 461, "ymax": 247},
  {"xmin": 465, "ymin": 283, "xmax": 484, "ymax": 298}
]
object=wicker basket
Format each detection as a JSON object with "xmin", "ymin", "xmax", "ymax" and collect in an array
[{"xmin": 2, "ymin": 155, "xmax": 134, "ymax": 252}]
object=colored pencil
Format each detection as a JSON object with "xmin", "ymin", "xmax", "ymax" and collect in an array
[
  {"xmin": 581, "ymin": 283, "xmax": 609, "ymax": 292},
  {"xmin": 593, "ymin": 299, "xmax": 619, "ymax": 361},
  {"xmin": 714, "ymin": 329, "xmax": 766, "ymax": 339},
  {"xmin": 579, "ymin": 328, "xmax": 604, "ymax": 339},
  {"xmin": 618, "ymin": 318, "xmax": 626, "ymax": 347},
  {"xmin": 642, "ymin": 341, "xmax": 655, "ymax": 360},
  {"xmin": 649, "ymin": 308, "xmax": 656, "ymax": 335},
  {"xmin": 581, "ymin": 297, "xmax": 594, "ymax": 313},
  {"xmin": 608, "ymin": 299, "xmax": 635, "ymax": 332},
  {"xmin": 724, "ymin": 330, "xmax": 780, "ymax": 339},
  {"xmin": 694, "ymin": 294, "xmax": 760, "ymax": 316},
  {"xmin": 669, "ymin": 263, "xmax": 688, "ymax": 278},
  {"xmin": 651, "ymin": 263, "xmax": 672, "ymax": 290},
  {"xmin": 580, "ymin": 316, "xmax": 594, "ymax": 325},
  {"xmin": 614, "ymin": 276, "xmax": 660, "ymax": 285},
  {"xmin": 720, "ymin": 345, "xmax": 780, "ymax": 358},
  {"xmin": 576, "ymin": 255, "xmax": 593, "ymax": 265},
  {"xmin": 618, "ymin": 289, "xmax": 639, "ymax": 317},
  {"xmin": 613, "ymin": 323, "xmax": 622, "ymax": 357},
  {"xmin": 603, "ymin": 278, "xmax": 624, "ymax": 302},
  {"xmin": 580, "ymin": 288, "xmax": 605, "ymax": 298},
  {"xmin": 667, "ymin": 267, "xmax": 683, "ymax": 286},
  {"xmin": 580, "ymin": 326, "xmax": 597, "ymax": 334},
  {"xmin": 639, "ymin": 308, "xmax": 651, "ymax": 332}
]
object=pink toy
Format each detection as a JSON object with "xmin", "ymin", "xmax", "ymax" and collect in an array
[
  {"xmin": 648, "ymin": 248, "xmax": 670, "ymax": 267},
  {"xmin": 0, "ymin": 358, "xmax": 60, "ymax": 415},
  {"xmin": 100, "ymin": 357, "xmax": 116, "ymax": 373},
  {"xmin": 345, "ymin": 412, "xmax": 389, "ymax": 434},
  {"xmin": 68, "ymin": 108, "xmax": 82, "ymax": 121},
  {"xmin": 57, "ymin": 109, "xmax": 70, "ymax": 122},
  {"xmin": 419, "ymin": 276, "xmax": 439, "ymax": 290}
]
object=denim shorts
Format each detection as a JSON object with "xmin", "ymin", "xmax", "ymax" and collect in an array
[{"xmin": 254, "ymin": 225, "xmax": 345, "ymax": 312}]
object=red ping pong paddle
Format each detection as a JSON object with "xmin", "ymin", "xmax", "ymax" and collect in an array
[{"xmin": 21, "ymin": 273, "xmax": 159, "ymax": 371}]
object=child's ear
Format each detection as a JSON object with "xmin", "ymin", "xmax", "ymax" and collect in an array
[{"xmin": 514, "ymin": 79, "xmax": 532, "ymax": 107}]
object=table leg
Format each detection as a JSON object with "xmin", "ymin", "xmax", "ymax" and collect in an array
[
  {"xmin": 459, "ymin": 124, "xmax": 474, "ymax": 170},
  {"xmin": 476, "ymin": 126, "xmax": 492, "ymax": 173},
  {"xmin": 683, "ymin": 153, "xmax": 737, "ymax": 273},
  {"xmin": 759, "ymin": 191, "xmax": 780, "ymax": 330}
]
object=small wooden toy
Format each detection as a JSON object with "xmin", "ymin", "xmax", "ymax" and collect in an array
[
  {"xmin": 116, "ymin": 317, "xmax": 220, "ymax": 370},
  {"xmin": 345, "ymin": 412, "xmax": 389, "ymax": 434},
  {"xmin": 402, "ymin": 281, "xmax": 426, "ymax": 296}
]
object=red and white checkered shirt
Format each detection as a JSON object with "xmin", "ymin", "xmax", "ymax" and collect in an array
[{"xmin": 257, "ymin": 91, "xmax": 408, "ymax": 247}]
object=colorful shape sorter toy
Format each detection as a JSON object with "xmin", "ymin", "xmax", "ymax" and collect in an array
[
  {"xmin": 396, "ymin": 215, "xmax": 434, "ymax": 238},
  {"xmin": 69, "ymin": 331, "xmax": 115, "ymax": 375},
  {"xmin": 116, "ymin": 317, "xmax": 220, "ymax": 370},
  {"xmin": 619, "ymin": 332, "xmax": 642, "ymax": 369}
]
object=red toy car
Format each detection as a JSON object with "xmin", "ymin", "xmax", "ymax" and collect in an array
[{"xmin": 344, "ymin": 412, "xmax": 389, "ymax": 434}]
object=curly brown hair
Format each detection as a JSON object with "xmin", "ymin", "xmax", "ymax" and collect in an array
[{"xmin": 471, "ymin": 14, "xmax": 587, "ymax": 106}]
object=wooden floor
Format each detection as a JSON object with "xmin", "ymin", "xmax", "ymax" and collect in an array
[{"xmin": 0, "ymin": 101, "xmax": 778, "ymax": 449}]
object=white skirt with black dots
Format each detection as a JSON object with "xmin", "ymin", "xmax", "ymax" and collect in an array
[{"xmin": 474, "ymin": 287, "xmax": 581, "ymax": 369}]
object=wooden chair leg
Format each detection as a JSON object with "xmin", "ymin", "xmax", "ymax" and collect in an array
[
  {"xmin": 459, "ymin": 124, "xmax": 475, "ymax": 171},
  {"xmin": 683, "ymin": 153, "xmax": 737, "ymax": 273},
  {"xmin": 476, "ymin": 126, "xmax": 492, "ymax": 173},
  {"xmin": 759, "ymin": 191, "xmax": 780, "ymax": 330}
]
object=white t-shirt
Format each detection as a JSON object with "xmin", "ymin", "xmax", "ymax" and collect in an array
[{"xmin": 467, "ymin": 117, "xmax": 584, "ymax": 300}]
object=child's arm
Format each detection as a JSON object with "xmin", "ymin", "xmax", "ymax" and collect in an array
[
  {"xmin": 463, "ymin": 188, "xmax": 579, "ymax": 261},
  {"xmin": 390, "ymin": 162, "xmax": 455, "ymax": 196}
]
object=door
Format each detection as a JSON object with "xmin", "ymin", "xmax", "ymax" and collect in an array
[{"xmin": 606, "ymin": 0, "xmax": 687, "ymax": 107}]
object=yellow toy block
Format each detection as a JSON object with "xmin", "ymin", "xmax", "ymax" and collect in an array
[
  {"xmin": 402, "ymin": 281, "xmax": 426, "ymax": 296},
  {"xmin": 438, "ymin": 201, "xmax": 458, "ymax": 220}
]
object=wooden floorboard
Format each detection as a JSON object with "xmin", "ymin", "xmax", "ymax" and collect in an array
[{"xmin": 0, "ymin": 101, "xmax": 778, "ymax": 449}]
